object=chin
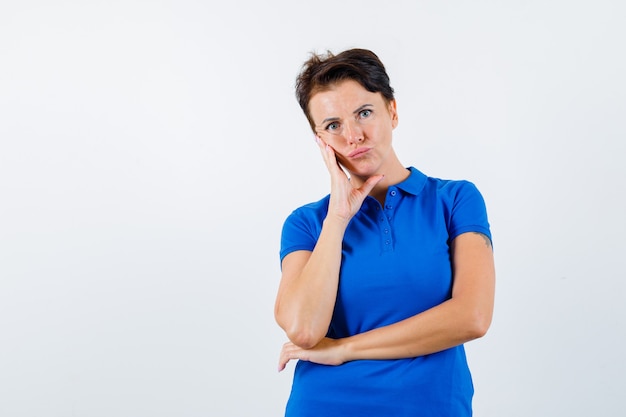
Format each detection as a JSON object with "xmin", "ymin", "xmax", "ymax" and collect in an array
[
  {"xmin": 339, "ymin": 156, "xmax": 380, "ymax": 177},
  {"xmin": 347, "ymin": 165, "xmax": 380, "ymax": 179}
]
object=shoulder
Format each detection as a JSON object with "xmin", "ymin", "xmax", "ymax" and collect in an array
[
  {"xmin": 405, "ymin": 167, "xmax": 484, "ymax": 202},
  {"xmin": 405, "ymin": 167, "xmax": 491, "ymax": 240},
  {"xmin": 279, "ymin": 195, "xmax": 330, "ymax": 262},
  {"xmin": 281, "ymin": 194, "xmax": 330, "ymax": 241},
  {"xmin": 424, "ymin": 175, "xmax": 487, "ymax": 217},
  {"xmin": 431, "ymin": 178, "xmax": 483, "ymax": 205},
  {"xmin": 425, "ymin": 175, "xmax": 479, "ymax": 195},
  {"xmin": 285, "ymin": 194, "xmax": 330, "ymax": 224}
]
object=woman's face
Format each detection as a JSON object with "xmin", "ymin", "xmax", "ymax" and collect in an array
[{"xmin": 308, "ymin": 79, "xmax": 398, "ymax": 178}]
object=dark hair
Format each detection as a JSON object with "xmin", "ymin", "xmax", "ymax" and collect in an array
[{"xmin": 295, "ymin": 48, "xmax": 395, "ymax": 131}]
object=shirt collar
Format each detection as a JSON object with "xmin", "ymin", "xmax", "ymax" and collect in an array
[{"xmin": 394, "ymin": 167, "xmax": 427, "ymax": 196}]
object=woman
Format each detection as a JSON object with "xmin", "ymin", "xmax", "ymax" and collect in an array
[{"xmin": 274, "ymin": 48, "xmax": 495, "ymax": 416}]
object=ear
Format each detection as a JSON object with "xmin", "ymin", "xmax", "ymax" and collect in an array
[{"xmin": 388, "ymin": 99, "xmax": 399, "ymax": 129}]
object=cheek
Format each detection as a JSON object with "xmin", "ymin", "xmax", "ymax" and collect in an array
[
  {"xmin": 324, "ymin": 135, "xmax": 345, "ymax": 149},
  {"xmin": 373, "ymin": 123, "xmax": 393, "ymax": 139}
]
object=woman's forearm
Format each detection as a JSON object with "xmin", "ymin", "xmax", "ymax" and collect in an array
[
  {"xmin": 341, "ymin": 297, "xmax": 491, "ymax": 361},
  {"xmin": 275, "ymin": 216, "xmax": 349, "ymax": 348},
  {"xmin": 342, "ymin": 234, "xmax": 495, "ymax": 360},
  {"xmin": 278, "ymin": 296, "xmax": 492, "ymax": 372}
]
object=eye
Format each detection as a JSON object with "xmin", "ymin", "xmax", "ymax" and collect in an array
[
  {"xmin": 359, "ymin": 109, "xmax": 372, "ymax": 119},
  {"xmin": 326, "ymin": 121, "xmax": 340, "ymax": 131}
]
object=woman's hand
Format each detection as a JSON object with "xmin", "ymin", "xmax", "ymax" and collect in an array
[
  {"xmin": 316, "ymin": 136, "xmax": 383, "ymax": 222},
  {"xmin": 278, "ymin": 337, "xmax": 347, "ymax": 372}
]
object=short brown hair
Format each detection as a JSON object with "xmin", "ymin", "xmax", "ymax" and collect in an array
[{"xmin": 295, "ymin": 48, "xmax": 395, "ymax": 131}]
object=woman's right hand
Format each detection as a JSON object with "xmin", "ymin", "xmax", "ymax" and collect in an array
[{"xmin": 316, "ymin": 136, "xmax": 384, "ymax": 222}]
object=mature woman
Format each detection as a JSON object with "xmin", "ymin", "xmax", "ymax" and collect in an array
[{"xmin": 274, "ymin": 48, "xmax": 495, "ymax": 416}]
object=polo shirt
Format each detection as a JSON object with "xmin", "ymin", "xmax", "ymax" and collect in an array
[{"xmin": 279, "ymin": 166, "xmax": 492, "ymax": 416}]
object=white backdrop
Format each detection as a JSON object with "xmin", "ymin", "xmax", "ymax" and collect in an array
[{"xmin": 1, "ymin": 1, "xmax": 624, "ymax": 416}]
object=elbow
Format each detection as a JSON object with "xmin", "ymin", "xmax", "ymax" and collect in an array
[
  {"xmin": 275, "ymin": 309, "xmax": 324, "ymax": 349},
  {"xmin": 465, "ymin": 309, "xmax": 492, "ymax": 340},
  {"xmin": 286, "ymin": 328, "xmax": 323, "ymax": 349},
  {"xmin": 469, "ymin": 321, "xmax": 490, "ymax": 340}
]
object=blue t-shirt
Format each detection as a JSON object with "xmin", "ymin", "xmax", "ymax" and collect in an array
[{"xmin": 279, "ymin": 167, "xmax": 491, "ymax": 416}]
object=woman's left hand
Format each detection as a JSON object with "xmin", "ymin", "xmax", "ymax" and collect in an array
[{"xmin": 278, "ymin": 337, "xmax": 346, "ymax": 372}]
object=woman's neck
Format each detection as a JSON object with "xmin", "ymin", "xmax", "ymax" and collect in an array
[{"xmin": 350, "ymin": 157, "xmax": 410, "ymax": 206}]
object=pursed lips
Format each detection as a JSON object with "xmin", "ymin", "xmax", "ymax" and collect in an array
[{"xmin": 348, "ymin": 147, "xmax": 371, "ymax": 158}]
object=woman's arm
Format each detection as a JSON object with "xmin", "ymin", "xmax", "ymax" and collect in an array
[
  {"xmin": 274, "ymin": 139, "xmax": 384, "ymax": 349},
  {"xmin": 274, "ymin": 217, "xmax": 346, "ymax": 349},
  {"xmin": 278, "ymin": 231, "xmax": 495, "ymax": 369}
]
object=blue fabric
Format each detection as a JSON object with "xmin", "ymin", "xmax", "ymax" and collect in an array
[{"xmin": 279, "ymin": 167, "xmax": 491, "ymax": 416}]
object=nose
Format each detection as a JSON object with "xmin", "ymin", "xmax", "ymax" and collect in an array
[{"xmin": 343, "ymin": 120, "xmax": 364, "ymax": 144}]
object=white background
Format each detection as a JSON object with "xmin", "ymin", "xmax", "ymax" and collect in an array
[{"xmin": 1, "ymin": 1, "xmax": 624, "ymax": 415}]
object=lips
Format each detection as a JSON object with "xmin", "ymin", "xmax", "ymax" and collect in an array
[{"xmin": 348, "ymin": 147, "xmax": 371, "ymax": 158}]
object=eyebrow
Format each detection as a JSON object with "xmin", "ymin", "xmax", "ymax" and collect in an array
[
  {"xmin": 353, "ymin": 104, "xmax": 374, "ymax": 115},
  {"xmin": 318, "ymin": 104, "xmax": 374, "ymax": 126},
  {"xmin": 319, "ymin": 116, "xmax": 340, "ymax": 126}
]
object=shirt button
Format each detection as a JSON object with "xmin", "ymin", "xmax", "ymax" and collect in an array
[
  {"xmin": 390, "ymin": 190, "xmax": 397, "ymax": 196},
  {"xmin": 384, "ymin": 229, "xmax": 389, "ymax": 234},
  {"xmin": 385, "ymin": 240, "xmax": 390, "ymax": 245},
  {"xmin": 386, "ymin": 205, "xmax": 392, "ymax": 210}
]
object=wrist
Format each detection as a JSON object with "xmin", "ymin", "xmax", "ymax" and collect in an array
[
  {"xmin": 323, "ymin": 213, "xmax": 351, "ymax": 230},
  {"xmin": 337, "ymin": 336, "xmax": 356, "ymax": 363}
]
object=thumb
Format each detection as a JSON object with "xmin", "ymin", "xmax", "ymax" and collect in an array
[{"xmin": 359, "ymin": 174, "xmax": 385, "ymax": 196}]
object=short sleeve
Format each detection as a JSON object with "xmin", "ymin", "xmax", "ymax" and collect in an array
[
  {"xmin": 447, "ymin": 181, "xmax": 492, "ymax": 244},
  {"xmin": 280, "ymin": 212, "xmax": 316, "ymax": 262},
  {"xmin": 279, "ymin": 197, "xmax": 328, "ymax": 263}
]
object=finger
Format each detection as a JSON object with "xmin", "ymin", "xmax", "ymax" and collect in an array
[
  {"xmin": 325, "ymin": 145, "xmax": 352, "ymax": 184},
  {"xmin": 278, "ymin": 354, "xmax": 289, "ymax": 372},
  {"xmin": 325, "ymin": 143, "xmax": 340, "ymax": 171},
  {"xmin": 316, "ymin": 137, "xmax": 336, "ymax": 172},
  {"xmin": 278, "ymin": 344, "xmax": 290, "ymax": 372},
  {"xmin": 359, "ymin": 174, "xmax": 385, "ymax": 195},
  {"xmin": 278, "ymin": 344, "xmax": 304, "ymax": 372},
  {"xmin": 314, "ymin": 135, "xmax": 327, "ymax": 155},
  {"xmin": 314, "ymin": 135, "xmax": 340, "ymax": 170}
]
